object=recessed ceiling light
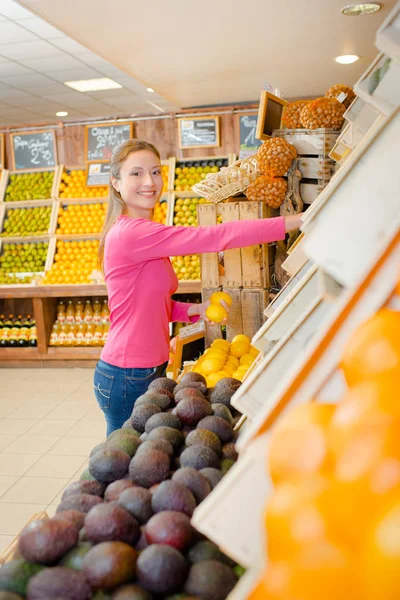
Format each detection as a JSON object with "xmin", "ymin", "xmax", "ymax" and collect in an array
[
  {"xmin": 64, "ymin": 78, "xmax": 122, "ymax": 92},
  {"xmin": 335, "ymin": 54, "xmax": 360, "ymax": 64},
  {"xmin": 56, "ymin": 111, "xmax": 68, "ymax": 117},
  {"xmin": 146, "ymin": 87, "xmax": 154, "ymax": 93},
  {"xmin": 341, "ymin": 3, "xmax": 382, "ymax": 16}
]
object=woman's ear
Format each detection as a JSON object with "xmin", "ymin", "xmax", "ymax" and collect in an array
[{"xmin": 111, "ymin": 177, "xmax": 120, "ymax": 193}]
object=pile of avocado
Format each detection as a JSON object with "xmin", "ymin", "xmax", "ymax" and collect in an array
[
  {"xmin": 0, "ymin": 373, "xmax": 245, "ymax": 600},
  {"xmin": 5, "ymin": 172, "xmax": 54, "ymax": 202}
]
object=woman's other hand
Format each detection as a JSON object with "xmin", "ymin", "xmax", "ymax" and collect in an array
[{"xmin": 188, "ymin": 300, "xmax": 230, "ymax": 325}]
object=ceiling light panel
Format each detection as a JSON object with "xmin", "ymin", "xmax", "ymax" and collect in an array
[
  {"xmin": 64, "ymin": 77, "xmax": 123, "ymax": 92},
  {"xmin": 335, "ymin": 54, "xmax": 360, "ymax": 63},
  {"xmin": 341, "ymin": 3, "xmax": 382, "ymax": 16}
]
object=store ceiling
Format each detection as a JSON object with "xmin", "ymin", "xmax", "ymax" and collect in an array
[{"xmin": 1, "ymin": 0, "xmax": 395, "ymax": 127}]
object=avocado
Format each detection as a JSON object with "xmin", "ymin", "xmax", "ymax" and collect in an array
[
  {"xmin": 129, "ymin": 448, "xmax": 170, "ymax": 488},
  {"xmin": 59, "ymin": 542, "xmax": 93, "ymax": 570},
  {"xmin": 106, "ymin": 434, "xmax": 141, "ymax": 457},
  {"xmin": 61, "ymin": 480, "xmax": 106, "ymax": 501},
  {"xmin": 92, "ymin": 592, "xmax": 112, "ymax": 600},
  {"xmin": 110, "ymin": 427, "xmax": 141, "ymax": 439},
  {"xmin": 151, "ymin": 480, "xmax": 196, "ymax": 517},
  {"xmin": 130, "ymin": 405, "xmax": 162, "ymax": 433},
  {"xmin": 135, "ymin": 439, "xmax": 174, "ymax": 458},
  {"xmin": 19, "ymin": 519, "xmax": 78, "ymax": 565},
  {"xmin": 145, "ymin": 511, "xmax": 193, "ymax": 551},
  {"xmin": 52, "ymin": 509, "xmax": 85, "ymax": 532},
  {"xmin": 135, "ymin": 392, "xmax": 171, "ymax": 411},
  {"xmin": 0, "ymin": 592, "xmax": 24, "ymax": 600},
  {"xmin": 185, "ymin": 429, "xmax": 222, "ymax": 456},
  {"xmin": 200, "ymin": 468, "xmax": 223, "ymax": 489},
  {"xmin": 57, "ymin": 493, "xmax": 103, "ymax": 515},
  {"xmin": 172, "ymin": 468, "xmax": 211, "ymax": 503},
  {"xmin": 26, "ymin": 566, "xmax": 91, "ymax": 600},
  {"xmin": 84, "ymin": 503, "xmax": 140, "ymax": 545},
  {"xmin": 148, "ymin": 376, "xmax": 177, "ymax": 394},
  {"xmin": 184, "ymin": 560, "xmax": 237, "ymax": 600},
  {"xmin": 89, "ymin": 448, "xmax": 131, "ymax": 483},
  {"xmin": 111, "ymin": 584, "xmax": 151, "ymax": 600},
  {"xmin": 83, "ymin": 541, "xmax": 137, "ymax": 591},
  {"xmin": 118, "ymin": 487, "xmax": 153, "ymax": 525},
  {"xmin": 90, "ymin": 442, "xmax": 107, "ymax": 456},
  {"xmin": 174, "ymin": 387, "xmax": 206, "ymax": 405},
  {"xmin": 140, "ymin": 432, "xmax": 148, "ymax": 442},
  {"xmin": 79, "ymin": 469, "xmax": 96, "ymax": 482},
  {"xmin": 210, "ymin": 379, "xmax": 241, "ymax": 409},
  {"xmin": 179, "ymin": 373, "xmax": 207, "ymax": 387},
  {"xmin": 104, "ymin": 479, "xmax": 135, "ymax": 502},
  {"xmin": 137, "ymin": 544, "xmax": 188, "ymax": 595},
  {"xmin": 147, "ymin": 427, "xmax": 184, "ymax": 450},
  {"xmin": 176, "ymin": 398, "xmax": 212, "ymax": 426},
  {"xmin": 187, "ymin": 541, "xmax": 235, "ymax": 567},
  {"xmin": 0, "ymin": 559, "xmax": 44, "ymax": 596},
  {"xmin": 144, "ymin": 412, "xmax": 182, "ymax": 434},
  {"xmin": 220, "ymin": 459, "xmax": 235, "ymax": 473},
  {"xmin": 180, "ymin": 446, "xmax": 220, "ymax": 471},
  {"xmin": 174, "ymin": 381, "xmax": 207, "ymax": 397},
  {"xmin": 211, "ymin": 403, "xmax": 233, "ymax": 424},
  {"xmin": 196, "ymin": 416, "xmax": 233, "ymax": 443},
  {"xmin": 135, "ymin": 527, "xmax": 149, "ymax": 551},
  {"xmin": 222, "ymin": 443, "xmax": 238, "ymax": 461}
]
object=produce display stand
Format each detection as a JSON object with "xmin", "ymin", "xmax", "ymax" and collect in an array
[{"xmin": 0, "ymin": 166, "xmax": 61, "ymax": 203}]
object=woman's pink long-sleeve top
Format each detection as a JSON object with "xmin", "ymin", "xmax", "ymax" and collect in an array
[{"xmin": 101, "ymin": 215, "xmax": 286, "ymax": 368}]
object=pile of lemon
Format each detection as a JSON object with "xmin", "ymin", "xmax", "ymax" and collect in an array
[
  {"xmin": 43, "ymin": 239, "xmax": 100, "ymax": 285},
  {"xmin": 192, "ymin": 333, "xmax": 260, "ymax": 388},
  {"xmin": 57, "ymin": 203, "xmax": 107, "ymax": 235},
  {"xmin": 59, "ymin": 169, "xmax": 108, "ymax": 199}
]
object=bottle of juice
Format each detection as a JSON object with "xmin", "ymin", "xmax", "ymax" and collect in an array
[
  {"xmin": 49, "ymin": 321, "xmax": 60, "ymax": 346},
  {"xmin": 58, "ymin": 323, "xmax": 68, "ymax": 346},
  {"xmin": 18, "ymin": 324, "xmax": 29, "ymax": 347},
  {"xmin": 93, "ymin": 323, "xmax": 103, "ymax": 346},
  {"xmin": 75, "ymin": 301, "xmax": 84, "ymax": 323},
  {"xmin": 66, "ymin": 301, "xmax": 75, "ymax": 324},
  {"xmin": 84, "ymin": 300, "xmax": 93, "ymax": 324},
  {"xmin": 66, "ymin": 323, "xmax": 76, "ymax": 346},
  {"xmin": 14, "ymin": 315, "xmax": 22, "ymax": 328},
  {"xmin": 84, "ymin": 322, "xmax": 95, "ymax": 346},
  {"xmin": 93, "ymin": 300, "xmax": 102, "ymax": 324},
  {"xmin": 75, "ymin": 322, "xmax": 87, "ymax": 346},
  {"xmin": 8, "ymin": 324, "xmax": 20, "ymax": 347},
  {"xmin": 101, "ymin": 300, "xmax": 110, "ymax": 323},
  {"xmin": 0, "ymin": 315, "xmax": 4, "ymax": 328},
  {"xmin": 5, "ymin": 315, "xmax": 13, "ymax": 329},
  {"xmin": 28, "ymin": 325, "xmax": 37, "ymax": 347},
  {"xmin": 0, "ymin": 326, "xmax": 10, "ymax": 347},
  {"xmin": 57, "ymin": 301, "xmax": 66, "ymax": 323},
  {"xmin": 102, "ymin": 322, "xmax": 109, "ymax": 345}
]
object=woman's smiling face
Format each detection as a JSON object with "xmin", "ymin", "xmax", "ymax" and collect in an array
[{"xmin": 112, "ymin": 149, "xmax": 163, "ymax": 215}]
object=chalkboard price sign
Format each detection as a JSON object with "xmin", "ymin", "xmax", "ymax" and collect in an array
[
  {"xmin": 86, "ymin": 122, "xmax": 133, "ymax": 163},
  {"xmin": 86, "ymin": 162, "xmax": 111, "ymax": 187},
  {"xmin": 256, "ymin": 91, "xmax": 287, "ymax": 141},
  {"xmin": 178, "ymin": 116, "xmax": 220, "ymax": 149},
  {"xmin": 239, "ymin": 114, "xmax": 262, "ymax": 159},
  {"xmin": 10, "ymin": 130, "xmax": 57, "ymax": 171}
]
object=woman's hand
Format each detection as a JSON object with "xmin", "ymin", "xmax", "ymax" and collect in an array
[
  {"xmin": 284, "ymin": 213, "xmax": 304, "ymax": 232},
  {"xmin": 188, "ymin": 300, "xmax": 230, "ymax": 325}
]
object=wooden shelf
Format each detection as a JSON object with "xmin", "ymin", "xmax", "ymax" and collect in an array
[
  {"xmin": 46, "ymin": 346, "xmax": 102, "ymax": 360},
  {"xmin": 0, "ymin": 346, "xmax": 40, "ymax": 359}
]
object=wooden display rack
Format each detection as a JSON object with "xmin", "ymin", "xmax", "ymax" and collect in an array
[
  {"xmin": 0, "ymin": 166, "xmax": 61, "ymax": 204},
  {"xmin": 0, "ymin": 199, "xmax": 59, "ymax": 240}
]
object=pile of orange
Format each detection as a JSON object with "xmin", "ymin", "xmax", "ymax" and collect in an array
[
  {"xmin": 57, "ymin": 203, "xmax": 107, "ymax": 235},
  {"xmin": 153, "ymin": 200, "xmax": 168, "ymax": 224},
  {"xmin": 255, "ymin": 296, "xmax": 400, "ymax": 600},
  {"xmin": 59, "ymin": 169, "xmax": 108, "ymax": 199},
  {"xmin": 43, "ymin": 239, "xmax": 100, "ymax": 285},
  {"xmin": 161, "ymin": 164, "xmax": 169, "ymax": 193}
]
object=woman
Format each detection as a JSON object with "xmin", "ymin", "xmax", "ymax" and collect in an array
[{"xmin": 94, "ymin": 139, "xmax": 303, "ymax": 435}]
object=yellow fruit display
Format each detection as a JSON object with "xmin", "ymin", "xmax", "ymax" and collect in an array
[
  {"xmin": 5, "ymin": 171, "xmax": 54, "ymax": 202},
  {"xmin": 153, "ymin": 200, "xmax": 168, "ymax": 224},
  {"xmin": 59, "ymin": 168, "xmax": 108, "ymax": 199},
  {"xmin": 210, "ymin": 291, "xmax": 232, "ymax": 307},
  {"xmin": 174, "ymin": 159, "xmax": 228, "ymax": 192},
  {"xmin": 1, "ymin": 206, "xmax": 52, "ymax": 237},
  {"xmin": 211, "ymin": 339, "xmax": 231, "ymax": 353},
  {"xmin": 232, "ymin": 334, "xmax": 250, "ymax": 345},
  {"xmin": 206, "ymin": 372, "xmax": 226, "ymax": 387},
  {"xmin": 190, "ymin": 337, "xmax": 257, "ymax": 382},
  {"xmin": 161, "ymin": 164, "xmax": 170, "ymax": 193},
  {"xmin": 173, "ymin": 197, "xmax": 205, "ymax": 227},
  {"xmin": 171, "ymin": 254, "xmax": 200, "ymax": 281},
  {"xmin": 57, "ymin": 203, "xmax": 107, "ymax": 235},
  {"xmin": 43, "ymin": 239, "xmax": 100, "ymax": 285},
  {"xmin": 230, "ymin": 341, "xmax": 250, "ymax": 358},
  {"xmin": 0, "ymin": 241, "xmax": 48, "ymax": 274},
  {"xmin": 206, "ymin": 303, "xmax": 228, "ymax": 324}
]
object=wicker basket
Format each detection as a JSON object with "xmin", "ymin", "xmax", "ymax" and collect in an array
[{"xmin": 192, "ymin": 156, "xmax": 261, "ymax": 204}]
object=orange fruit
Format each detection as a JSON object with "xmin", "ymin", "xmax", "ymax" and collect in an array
[
  {"xmin": 229, "ymin": 341, "xmax": 250, "ymax": 358},
  {"xmin": 205, "ymin": 303, "xmax": 227, "ymax": 324},
  {"xmin": 341, "ymin": 309, "xmax": 400, "ymax": 386},
  {"xmin": 232, "ymin": 334, "xmax": 250, "ymax": 345},
  {"xmin": 199, "ymin": 356, "xmax": 224, "ymax": 375},
  {"xmin": 210, "ymin": 291, "xmax": 232, "ymax": 307}
]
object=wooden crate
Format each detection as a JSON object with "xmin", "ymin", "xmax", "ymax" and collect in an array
[
  {"xmin": 197, "ymin": 201, "xmax": 276, "ymax": 289},
  {"xmin": 56, "ymin": 165, "xmax": 110, "ymax": 202},
  {"xmin": 272, "ymin": 128, "xmax": 340, "ymax": 157},
  {"xmin": 202, "ymin": 286, "xmax": 268, "ymax": 346},
  {"xmin": 0, "ymin": 199, "xmax": 59, "ymax": 238},
  {"xmin": 0, "ymin": 166, "xmax": 61, "ymax": 203},
  {"xmin": 161, "ymin": 157, "xmax": 176, "ymax": 191},
  {"xmin": 173, "ymin": 154, "xmax": 236, "ymax": 193}
]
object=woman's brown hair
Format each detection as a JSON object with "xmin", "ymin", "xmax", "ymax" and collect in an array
[{"xmin": 99, "ymin": 139, "xmax": 161, "ymax": 268}]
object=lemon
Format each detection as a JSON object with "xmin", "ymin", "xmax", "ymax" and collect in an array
[
  {"xmin": 206, "ymin": 303, "xmax": 228, "ymax": 324},
  {"xmin": 226, "ymin": 355, "xmax": 240, "ymax": 367},
  {"xmin": 211, "ymin": 339, "xmax": 231, "ymax": 353},
  {"xmin": 229, "ymin": 341, "xmax": 250, "ymax": 358},
  {"xmin": 232, "ymin": 334, "xmax": 250, "ymax": 345},
  {"xmin": 204, "ymin": 348, "xmax": 227, "ymax": 360},
  {"xmin": 210, "ymin": 291, "xmax": 232, "ymax": 307},
  {"xmin": 240, "ymin": 353, "xmax": 255, "ymax": 366},
  {"xmin": 206, "ymin": 372, "xmax": 226, "ymax": 387},
  {"xmin": 232, "ymin": 370, "xmax": 243, "ymax": 381},
  {"xmin": 200, "ymin": 357, "xmax": 224, "ymax": 375},
  {"xmin": 249, "ymin": 345, "xmax": 260, "ymax": 358}
]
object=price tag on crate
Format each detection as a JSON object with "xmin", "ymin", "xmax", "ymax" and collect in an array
[{"xmin": 179, "ymin": 320, "xmax": 205, "ymax": 339}]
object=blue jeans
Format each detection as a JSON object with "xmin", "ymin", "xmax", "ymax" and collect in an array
[{"xmin": 93, "ymin": 359, "xmax": 168, "ymax": 437}]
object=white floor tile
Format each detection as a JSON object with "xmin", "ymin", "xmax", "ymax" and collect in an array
[
  {"xmin": 1, "ymin": 477, "xmax": 69, "ymax": 505},
  {"xmin": 84, "ymin": 406, "xmax": 104, "ymax": 422},
  {"xmin": 27, "ymin": 419, "xmax": 78, "ymax": 437},
  {"xmin": 0, "ymin": 502, "xmax": 47, "ymax": 535},
  {"xmin": 8, "ymin": 404, "xmax": 54, "ymax": 420},
  {"xmin": 0, "ymin": 418, "xmax": 37, "ymax": 435},
  {"xmin": 3, "ymin": 434, "xmax": 60, "ymax": 456},
  {"xmin": 0, "ymin": 475, "xmax": 19, "ymax": 498},
  {"xmin": 45, "ymin": 403, "xmax": 93, "ymax": 420},
  {"xmin": 48, "ymin": 436, "xmax": 102, "ymax": 456},
  {"xmin": 45, "ymin": 504, "xmax": 58, "ymax": 518},
  {"xmin": 66, "ymin": 420, "xmax": 105, "ymax": 438},
  {"xmin": 0, "ymin": 534, "xmax": 15, "ymax": 553},
  {"xmin": 0, "ymin": 434, "xmax": 19, "ymax": 452},
  {"xmin": 0, "ymin": 454, "xmax": 40, "ymax": 477},
  {"xmin": 25, "ymin": 454, "xmax": 86, "ymax": 479}
]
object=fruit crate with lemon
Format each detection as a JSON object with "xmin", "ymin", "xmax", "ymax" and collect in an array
[
  {"xmin": 56, "ymin": 165, "xmax": 109, "ymax": 202},
  {"xmin": 0, "ymin": 166, "xmax": 60, "ymax": 204},
  {"xmin": 173, "ymin": 155, "xmax": 236, "ymax": 196},
  {"xmin": 0, "ymin": 200, "xmax": 58, "ymax": 241},
  {"xmin": 43, "ymin": 237, "xmax": 102, "ymax": 286},
  {"xmin": 0, "ymin": 239, "xmax": 50, "ymax": 286}
]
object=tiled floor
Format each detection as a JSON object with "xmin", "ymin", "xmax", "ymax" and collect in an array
[{"xmin": 0, "ymin": 368, "xmax": 105, "ymax": 554}]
